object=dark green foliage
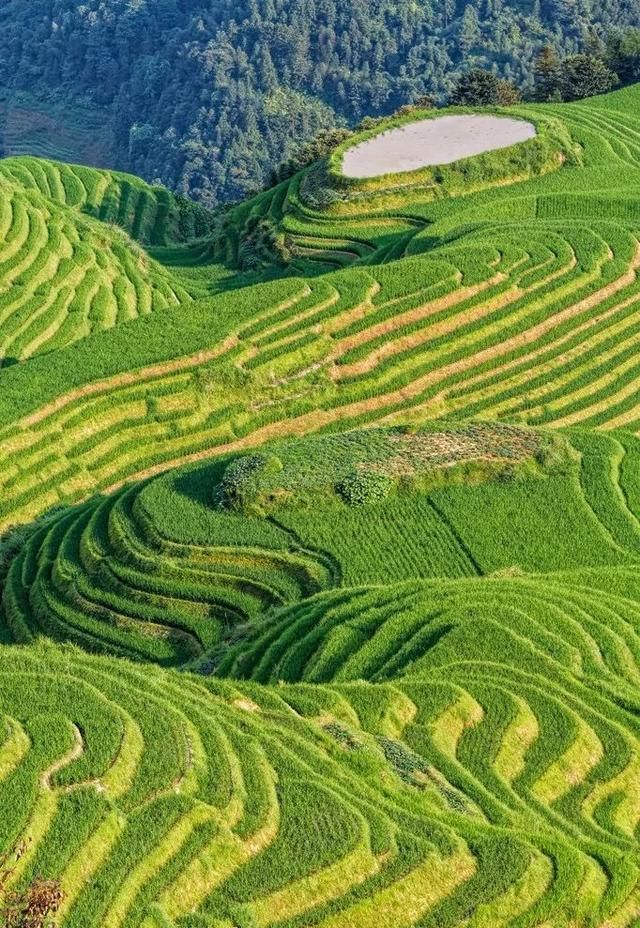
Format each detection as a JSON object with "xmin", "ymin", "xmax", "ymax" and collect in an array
[
  {"xmin": 1, "ymin": 0, "xmax": 639, "ymax": 203},
  {"xmin": 236, "ymin": 216, "xmax": 294, "ymax": 271},
  {"xmin": 449, "ymin": 70, "xmax": 521, "ymax": 107},
  {"xmin": 607, "ymin": 28, "xmax": 640, "ymax": 85},
  {"xmin": 533, "ymin": 47, "xmax": 564, "ymax": 102},
  {"xmin": 323, "ymin": 720, "xmax": 362, "ymax": 751},
  {"xmin": 272, "ymin": 128, "xmax": 353, "ymax": 185},
  {"xmin": 561, "ymin": 54, "xmax": 618, "ymax": 101},
  {"xmin": 335, "ymin": 471, "xmax": 394, "ymax": 506},
  {"xmin": 534, "ymin": 48, "xmax": 619, "ymax": 101},
  {"xmin": 377, "ymin": 736, "xmax": 433, "ymax": 785},
  {"xmin": 218, "ymin": 453, "xmax": 284, "ymax": 511}
]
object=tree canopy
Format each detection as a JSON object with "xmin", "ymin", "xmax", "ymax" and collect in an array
[{"xmin": 1, "ymin": 2, "xmax": 640, "ymax": 204}]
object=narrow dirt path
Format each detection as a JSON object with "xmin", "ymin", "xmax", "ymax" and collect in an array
[{"xmin": 41, "ymin": 723, "xmax": 84, "ymax": 789}]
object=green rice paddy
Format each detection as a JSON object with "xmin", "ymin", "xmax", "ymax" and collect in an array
[{"xmin": 2, "ymin": 85, "xmax": 640, "ymax": 926}]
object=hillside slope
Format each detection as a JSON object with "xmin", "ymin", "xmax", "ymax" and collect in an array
[
  {"xmin": 2, "ymin": 86, "xmax": 640, "ymax": 927},
  {"xmin": 2, "ymin": 0, "xmax": 640, "ymax": 203},
  {"xmin": 4, "ymin": 425, "xmax": 640, "ymax": 926},
  {"xmin": 0, "ymin": 89, "xmax": 639, "ymax": 521},
  {"xmin": 0, "ymin": 157, "xmax": 214, "ymax": 363}
]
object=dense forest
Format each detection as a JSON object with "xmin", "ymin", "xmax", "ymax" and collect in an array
[{"xmin": 1, "ymin": 0, "xmax": 640, "ymax": 205}]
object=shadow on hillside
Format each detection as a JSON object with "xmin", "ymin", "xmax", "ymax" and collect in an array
[
  {"xmin": 0, "ymin": 490, "xmax": 210, "ymax": 667},
  {"xmin": 152, "ymin": 240, "xmax": 344, "ymax": 299},
  {"xmin": 151, "ymin": 214, "xmax": 435, "ymax": 298},
  {"xmin": 170, "ymin": 457, "xmax": 231, "ymax": 507}
]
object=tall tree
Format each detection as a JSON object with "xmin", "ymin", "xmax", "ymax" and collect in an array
[
  {"xmin": 533, "ymin": 46, "xmax": 563, "ymax": 101},
  {"xmin": 450, "ymin": 69, "xmax": 521, "ymax": 106},
  {"xmin": 561, "ymin": 54, "xmax": 617, "ymax": 100},
  {"xmin": 607, "ymin": 28, "xmax": 640, "ymax": 86}
]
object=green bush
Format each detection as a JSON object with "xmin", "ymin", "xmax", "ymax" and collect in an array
[
  {"xmin": 335, "ymin": 470, "xmax": 394, "ymax": 506},
  {"xmin": 217, "ymin": 453, "xmax": 283, "ymax": 511}
]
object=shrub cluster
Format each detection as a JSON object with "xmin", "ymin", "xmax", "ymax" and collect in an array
[
  {"xmin": 237, "ymin": 215, "xmax": 295, "ymax": 271},
  {"xmin": 335, "ymin": 470, "xmax": 394, "ymax": 506},
  {"xmin": 217, "ymin": 453, "xmax": 283, "ymax": 511},
  {"xmin": 299, "ymin": 161, "xmax": 348, "ymax": 210},
  {"xmin": 376, "ymin": 736, "xmax": 433, "ymax": 786},
  {"xmin": 271, "ymin": 128, "xmax": 353, "ymax": 185}
]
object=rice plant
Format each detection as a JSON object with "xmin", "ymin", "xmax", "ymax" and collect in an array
[{"xmin": 2, "ymin": 83, "xmax": 640, "ymax": 927}]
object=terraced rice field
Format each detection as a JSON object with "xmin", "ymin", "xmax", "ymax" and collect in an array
[
  {"xmin": 0, "ymin": 94, "xmax": 114, "ymax": 168},
  {"xmin": 3, "ymin": 425, "xmax": 640, "ymax": 926},
  {"xmin": 3, "ymin": 85, "xmax": 640, "ymax": 926},
  {"xmin": 0, "ymin": 157, "xmax": 212, "ymax": 362}
]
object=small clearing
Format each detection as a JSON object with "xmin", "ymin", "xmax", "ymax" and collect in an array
[{"xmin": 342, "ymin": 114, "xmax": 536, "ymax": 178}]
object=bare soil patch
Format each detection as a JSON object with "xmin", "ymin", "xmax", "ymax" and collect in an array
[{"xmin": 342, "ymin": 115, "xmax": 536, "ymax": 179}]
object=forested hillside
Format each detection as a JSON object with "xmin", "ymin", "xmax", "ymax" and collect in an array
[{"xmin": 2, "ymin": 0, "xmax": 640, "ymax": 205}]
